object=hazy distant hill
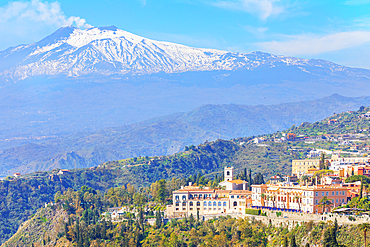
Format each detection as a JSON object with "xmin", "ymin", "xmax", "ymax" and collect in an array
[
  {"xmin": 2, "ymin": 26, "xmax": 370, "ymax": 147},
  {"xmin": 1, "ymin": 93, "xmax": 370, "ymax": 177}
]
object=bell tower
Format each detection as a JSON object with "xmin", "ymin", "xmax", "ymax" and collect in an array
[{"xmin": 224, "ymin": 167, "xmax": 234, "ymax": 181}]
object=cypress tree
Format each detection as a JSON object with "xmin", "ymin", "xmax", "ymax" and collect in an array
[
  {"xmin": 283, "ymin": 236, "xmax": 288, "ymax": 247},
  {"xmin": 360, "ymin": 178, "xmax": 364, "ymax": 199},
  {"xmin": 64, "ymin": 222, "xmax": 69, "ymax": 240},
  {"xmin": 101, "ymin": 220, "xmax": 106, "ymax": 239},
  {"xmin": 139, "ymin": 207, "xmax": 144, "ymax": 231},
  {"xmin": 290, "ymin": 235, "xmax": 297, "ymax": 247},
  {"xmin": 155, "ymin": 210, "xmax": 162, "ymax": 229}
]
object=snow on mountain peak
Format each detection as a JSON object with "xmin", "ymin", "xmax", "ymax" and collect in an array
[{"xmin": 0, "ymin": 26, "xmax": 359, "ymax": 80}]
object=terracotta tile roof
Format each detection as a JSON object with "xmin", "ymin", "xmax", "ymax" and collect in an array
[{"xmin": 229, "ymin": 179, "xmax": 247, "ymax": 184}]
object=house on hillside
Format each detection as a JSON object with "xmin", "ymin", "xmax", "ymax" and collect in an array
[
  {"xmin": 13, "ymin": 173, "xmax": 21, "ymax": 177},
  {"xmin": 57, "ymin": 169, "xmax": 69, "ymax": 175}
]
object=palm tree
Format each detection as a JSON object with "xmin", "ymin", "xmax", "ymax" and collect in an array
[
  {"xmin": 359, "ymin": 223, "xmax": 370, "ymax": 247},
  {"xmin": 319, "ymin": 196, "xmax": 333, "ymax": 213},
  {"xmin": 261, "ymin": 193, "xmax": 266, "ymax": 206},
  {"xmin": 294, "ymin": 194, "xmax": 302, "ymax": 212}
]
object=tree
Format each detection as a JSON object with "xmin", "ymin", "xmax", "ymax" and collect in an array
[
  {"xmin": 294, "ymin": 195, "xmax": 302, "ymax": 212},
  {"xmin": 283, "ymin": 236, "xmax": 288, "ymax": 247},
  {"xmin": 305, "ymin": 244, "xmax": 310, "ymax": 247},
  {"xmin": 323, "ymin": 226, "xmax": 338, "ymax": 247},
  {"xmin": 290, "ymin": 235, "xmax": 297, "ymax": 247},
  {"xmin": 319, "ymin": 196, "xmax": 333, "ymax": 213},
  {"xmin": 155, "ymin": 210, "xmax": 162, "ymax": 229},
  {"xmin": 359, "ymin": 223, "xmax": 370, "ymax": 247},
  {"xmin": 360, "ymin": 178, "xmax": 364, "ymax": 200},
  {"xmin": 319, "ymin": 152, "xmax": 326, "ymax": 170}
]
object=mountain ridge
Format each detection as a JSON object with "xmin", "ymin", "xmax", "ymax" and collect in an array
[
  {"xmin": 1, "ymin": 26, "xmax": 368, "ymax": 81},
  {"xmin": 1, "ymin": 93, "xmax": 370, "ymax": 177}
]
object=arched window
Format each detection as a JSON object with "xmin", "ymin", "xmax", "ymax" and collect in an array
[
  {"xmin": 233, "ymin": 201, "xmax": 237, "ymax": 207},
  {"xmin": 218, "ymin": 202, "xmax": 222, "ymax": 206},
  {"xmin": 182, "ymin": 195, "xmax": 187, "ymax": 200},
  {"xmin": 213, "ymin": 202, "xmax": 217, "ymax": 206},
  {"xmin": 182, "ymin": 202, "xmax": 186, "ymax": 206},
  {"xmin": 223, "ymin": 202, "xmax": 227, "ymax": 207},
  {"xmin": 176, "ymin": 202, "xmax": 179, "ymax": 206},
  {"xmin": 203, "ymin": 201, "xmax": 207, "ymax": 206},
  {"xmin": 175, "ymin": 196, "xmax": 179, "ymax": 200},
  {"xmin": 227, "ymin": 171, "xmax": 230, "ymax": 176},
  {"xmin": 197, "ymin": 202, "xmax": 200, "ymax": 206},
  {"xmin": 190, "ymin": 202, "xmax": 193, "ymax": 206},
  {"xmin": 208, "ymin": 202, "xmax": 212, "ymax": 206}
]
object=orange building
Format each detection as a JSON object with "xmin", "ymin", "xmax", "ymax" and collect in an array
[{"xmin": 287, "ymin": 133, "xmax": 296, "ymax": 141}]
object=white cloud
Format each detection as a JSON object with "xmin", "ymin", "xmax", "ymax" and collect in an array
[
  {"xmin": 0, "ymin": 0, "xmax": 91, "ymax": 28},
  {"xmin": 0, "ymin": 0, "xmax": 91, "ymax": 50},
  {"xmin": 211, "ymin": 0, "xmax": 285, "ymax": 20},
  {"xmin": 258, "ymin": 31, "xmax": 370, "ymax": 56},
  {"xmin": 242, "ymin": 25, "xmax": 268, "ymax": 37}
]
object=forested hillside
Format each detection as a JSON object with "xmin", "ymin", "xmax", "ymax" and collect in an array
[
  {"xmin": 1, "ymin": 106, "xmax": 370, "ymax": 244},
  {"xmin": 2, "ymin": 184, "xmax": 367, "ymax": 247}
]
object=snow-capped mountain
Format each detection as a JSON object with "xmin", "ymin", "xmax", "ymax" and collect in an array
[{"xmin": 1, "ymin": 25, "xmax": 367, "ymax": 81}]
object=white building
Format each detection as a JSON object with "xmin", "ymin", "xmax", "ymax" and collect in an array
[{"xmin": 219, "ymin": 167, "xmax": 248, "ymax": 190}]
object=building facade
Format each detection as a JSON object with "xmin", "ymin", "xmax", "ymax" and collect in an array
[
  {"xmin": 251, "ymin": 184, "xmax": 347, "ymax": 214},
  {"xmin": 292, "ymin": 159, "xmax": 321, "ymax": 177},
  {"xmin": 166, "ymin": 167, "xmax": 251, "ymax": 217}
]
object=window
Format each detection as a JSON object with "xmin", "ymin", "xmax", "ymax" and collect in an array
[
  {"xmin": 208, "ymin": 202, "xmax": 212, "ymax": 206},
  {"xmin": 182, "ymin": 202, "xmax": 186, "ymax": 206},
  {"xmin": 197, "ymin": 202, "xmax": 200, "ymax": 206},
  {"xmin": 315, "ymin": 200, "xmax": 318, "ymax": 205},
  {"xmin": 237, "ymin": 195, "xmax": 240, "ymax": 198},
  {"xmin": 203, "ymin": 202, "xmax": 207, "ymax": 206},
  {"xmin": 316, "ymin": 192, "xmax": 318, "ymax": 196},
  {"xmin": 336, "ymin": 191, "xmax": 338, "ymax": 196},
  {"xmin": 190, "ymin": 202, "xmax": 193, "ymax": 206},
  {"xmin": 332, "ymin": 199, "xmax": 334, "ymax": 203},
  {"xmin": 182, "ymin": 195, "xmax": 187, "ymax": 200},
  {"xmin": 332, "ymin": 192, "xmax": 334, "ymax": 196},
  {"xmin": 213, "ymin": 202, "xmax": 217, "ymax": 206},
  {"xmin": 231, "ymin": 195, "xmax": 234, "ymax": 199},
  {"xmin": 326, "ymin": 192, "xmax": 329, "ymax": 196},
  {"xmin": 227, "ymin": 171, "xmax": 230, "ymax": 176},
  {"xmin": 322, "ymin": 192, "xmax": 324, "ymax": 196},
  {"xmin": 336, "ymin": 199, "xmax": 338, "ymax": 203},
  {"xmin": 175, "ymin": 196, "xmax": 179, "ymax": 200},
  {"xmin": 223, "ymin": 202, "xmax": 227, "ymax": 207},
  {"xmin": 218, "ymin": 202, "xmax": 221, "ymax": 206},
  {"xmin": 176, "ymin": 202, "xmax": 179, "ymax": 206},
  {"xmin": 233, "ymin": 201, "xmax": 237, "ymax": 207}
]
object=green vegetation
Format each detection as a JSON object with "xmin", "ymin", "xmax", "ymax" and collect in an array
[
  {"xmin": 285, "ymin": 106, "xmax": 370, "ymax": 136},
  {"xmin": 1, "ymin": 106, "xmax": 370, "ymax": 244},
  {"xmin": 245, "ymin": 208, "xmax": 261, "ymax": 215},
  {"xmin": 3, "ymin": 185, "xmax": 369, "ymax": 247}
]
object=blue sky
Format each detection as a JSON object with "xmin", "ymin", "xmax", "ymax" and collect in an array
[{"xmin": 1, "ymin": 0, "xmax": 370, "ymax": 68}]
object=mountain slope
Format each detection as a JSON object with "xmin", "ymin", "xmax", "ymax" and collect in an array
[
  {"xmin": 1, "ymin": 26, "xmax": 367, "ymax": 81},
  {"xmin": 1, "ymin": 26, "xmax": 370, "ymax": 144},
  {"xmin": 1, "ymin": 94, "xmax": 370, "ymax": 177}
]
